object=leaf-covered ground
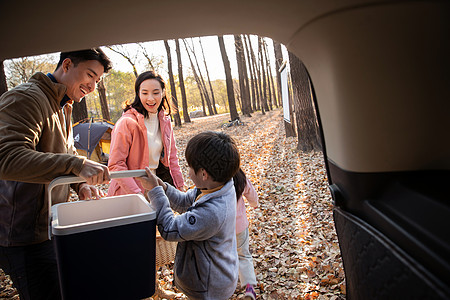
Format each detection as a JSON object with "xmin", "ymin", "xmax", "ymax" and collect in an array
[
  {"xmin": 153, "ymin": 109, "xmax": 346, "ymax": 300},
  {"xmin": 0, "ymin": 109, "xmax": 346, "ymax": 300}
]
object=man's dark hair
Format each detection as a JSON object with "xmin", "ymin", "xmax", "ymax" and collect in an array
[
  {"xmin": 185, "ymin": 131, "xmax": 240, "ymax": 183},
  {"xmin": 123, "ymin": 70, "xmax": 172, "ymax": 117},
  {"xmin": 56, "ymin": 48, "xmax": 112, "ymax": 73}
]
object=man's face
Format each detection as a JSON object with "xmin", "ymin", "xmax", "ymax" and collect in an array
[{"xmin": 61, "ymin": 59, "xmax": 104, "ymax": 102}]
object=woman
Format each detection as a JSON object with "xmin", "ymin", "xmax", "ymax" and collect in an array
[{"xmin": 108, "ymin": 70, "xmax": 185, "ymax": 196}]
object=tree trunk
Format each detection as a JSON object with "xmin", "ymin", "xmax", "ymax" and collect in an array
[
  {"xmin": 198, "ymin": 38, "xmax": 218, "ymax": 114},
  {"xmin": 241, "ymin": 37, "xmax": 252, "ymax": 114},
  {"xmin": 183, "ymin": 39, "xmax": 213, "ymax": 116},
  {"xmin": 273, "ymin": 40, "xmax": 283, "ymax": 107},
  {"xmin": 288, "ymin": 51, "xmax": 321, "ymax": 151},
  {"xmin": 243, "ymin": 36, "xmax": 257, "ymax": 112},
  {"xmin": 182, "ymin": 39, "xmax": 207, "ymax": 115},
  {"xmin": 164, "ymin": 40, "xmax": 182, "ymax": 127},
  {"xmin": 264, "ymin": 40, "xmax": 278, "ymax": 108},
  {"xmin": 248, "ymin": 38, "xmax": 265, "ymax": 115},
  {"xmin": 239, "ymin": 35, "xmax": 252, "ymax": 115},
  {"xmin": 218, "ymin": 35, "xmax": 239, "ymax": 121},
  {"xmin": 261, "ymin": 38, "xmax": 273, "ymax": 111},
  {"xmin": 97, "ymin": 78, "xmax": 110, "ymax": 121},
  {"xmin": 258, "ymin": 37, "xmax": 268, "ymax": 113},
  {"xmin": 234, "ymin": 35, "xmax": 251, "ymax": 117},
  {"xmin": 175, "ymin": 39, "xmax": 191, "ymax": 123},
  {"xmin": 0, "ymin": 60, "xmax": 7, "ymax": 96},
  {"xmin": 199, "ymin": 83, "xmax": 207, "ymax": 115},
  {"xmin": 190, "ymin": 38, "xmax": 215, "ymax": 115},
  {"xmin": 72, "ymin": 98, "xmax": 89, "ymax": 123}
]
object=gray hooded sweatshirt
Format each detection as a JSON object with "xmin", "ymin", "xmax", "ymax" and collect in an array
[{"xmin": 147, "ymin": 180, "xmax": 238, "ymax": 300}]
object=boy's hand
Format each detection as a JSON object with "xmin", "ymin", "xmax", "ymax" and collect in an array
[{"xmin": 137, "ymin": 167, "xmax": 159, "ymax": 190}]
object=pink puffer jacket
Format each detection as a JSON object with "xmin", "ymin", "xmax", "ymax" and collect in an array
[{"xmin": 107, "ymin": 108, "xmax": 184, "ymax": 196}]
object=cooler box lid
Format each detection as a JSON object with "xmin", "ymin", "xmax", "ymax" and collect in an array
[{"xmin": 51, "ymin": 194, "xmax": 155, "ymax": 236}]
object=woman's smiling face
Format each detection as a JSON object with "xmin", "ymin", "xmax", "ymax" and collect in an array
[{"xmin": 139, "ymin": 78, "xmax": 164, "ymax": 114}]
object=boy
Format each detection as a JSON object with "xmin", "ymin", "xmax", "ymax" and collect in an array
[{"xmin": 138, "ymin": 131, "xmax": 240, "ymax": 300}]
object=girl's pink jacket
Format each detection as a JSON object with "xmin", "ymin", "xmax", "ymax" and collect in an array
[
  {"xmin": 236, "ymin": 178, "xmax": 259, "ymax": 234},
  {"xmin": 107, "ymin": 108, "xmax": 184, "ymax": 196}
]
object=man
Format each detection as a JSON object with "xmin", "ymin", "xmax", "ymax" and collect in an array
[{"xmin": 0, "ymin": 48, "xmax": 112, "ymax": 300}]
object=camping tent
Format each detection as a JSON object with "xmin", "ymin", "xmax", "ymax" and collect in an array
[{"xmin": 73, "ymin": 119, "xmax": 114, "ymax": 164}]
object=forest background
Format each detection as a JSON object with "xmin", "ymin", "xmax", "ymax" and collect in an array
[
  {"xmin": 1, "ymin": 34, "xmax": 321, "ymax": 152},
  {"xmin": 0, "ymin": 34, "xmax": 343, "ymax": 299},
  {"xmin": 3, "ymin": 35, "xmax": 283, "ymax": 123}
]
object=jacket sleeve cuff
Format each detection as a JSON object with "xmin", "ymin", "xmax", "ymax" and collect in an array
[{"xmin": 71, "ymin": 156, "xmax": 86, "ymax": 176}]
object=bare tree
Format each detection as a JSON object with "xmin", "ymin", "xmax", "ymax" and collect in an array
[
  {"xmin": 97, "ymin": 78, "xmax": 110, "ymax": 121},
  {"xmin": 164, "ymin": 40, "xmax": 182, "ymax": 127},
  {"xmin": 175, "ymin": 39, "xmax": 190, "ymax": 123},
  {"xmin": 189, "ymin": 38, "xmax": 213, "ymax": 114},
  {"xmin": 234, "ymin": 35, "xmax": 251, "ymax": 117},
  {"xmin": 240, "ymin": 36, "xmax": 252, "ymax": 114},
  {"xmin": 137, "ymin": 43, "xmax": 155, "ymax": 70},
  {"xmin": 218, "ymin": 35, "xmax": 239, "ymax": 121},
  {"xmin": 0, "ymin": 60, "xmax": 7, "ymax": 96},
  {"xmin": 258, "ymin": 37, "xmax": 268, "ymax": 113},
  {"xmin": 182, "ymin": 39, "xmax": 207, "ymax": 115},
  {"xmin": 198, "ymin": 38, "xmax": 218, "ymax": 114},
  {"xmin": 261, "ymin": 38, "xmax": 273, "ymax": 111},
  {"xmin": 289, "ymin": 51, "xmax": 321, "ymax": 151},
  {"xmin": 263, "ymin": 39, "xmax": 278, "ymax": 108},
  {"xmin": 5, "ymin": 56, "xmax": 56, "ymax": 88},
  {"xmin": 247, "ymin": 35, "xmax": 263, "ymax": 112},
  {"xmin": 273, "ymin": 40, "xmax": 283, "ymax": 107},
  {"xmin": 183, "ymin": 39, "xmax": 214, "ymax": 116},
  {"xmin": 243, "ymin": 35, "xmax": 257, "ymax": 112},
  {"xmin": 106, "ymin": 45, "xmax": 139, "ymax": 77}
]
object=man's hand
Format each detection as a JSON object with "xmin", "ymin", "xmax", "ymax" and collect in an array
[
  {"xmin": 79, "ymin": 159, "xmax": 110, "ymax": 185},
  {"xmin": 78, "ymin": 183, "xmax": 105, "ymax": 200}
]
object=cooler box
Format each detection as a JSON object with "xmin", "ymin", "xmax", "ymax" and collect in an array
[{"xmin": 49, "ymin": 171, "xmax": 156, "ymax": 300}]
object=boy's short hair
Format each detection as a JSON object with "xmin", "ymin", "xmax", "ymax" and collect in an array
[
  {"xmin": 56, "ymin": 48, "xmax": 112, "ymax": 73},
  {"xmin": 185, "ymin": 131, "xmax": 240, "ymax": 183}
]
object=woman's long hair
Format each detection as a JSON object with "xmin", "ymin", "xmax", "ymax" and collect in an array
[{"xmin": 123, "ymin": 70, "xmax": 172, "ymax": 117}]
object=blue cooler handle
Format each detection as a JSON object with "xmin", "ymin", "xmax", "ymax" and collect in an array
[{"xmin": 47, "ymin": 169, "xmax": 147, "ymax": 239}]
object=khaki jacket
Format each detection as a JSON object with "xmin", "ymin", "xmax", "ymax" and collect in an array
[{"xmin": 0, "ymin": 72, "xmax": 85, "ymax": 246}]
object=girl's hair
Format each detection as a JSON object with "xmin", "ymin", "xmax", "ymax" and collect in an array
[
  {"xmin": 123, "ymin": 70, "xmax": 172, "ymax": 118},
  {"xmin": 233, "ymin": 168, "xmax": 247, "ymax": 200}
]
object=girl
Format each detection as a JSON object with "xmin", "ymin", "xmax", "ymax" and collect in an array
[{"xmin": 234, "ymin": 168, "xmax": 259, "ymax": 300}]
